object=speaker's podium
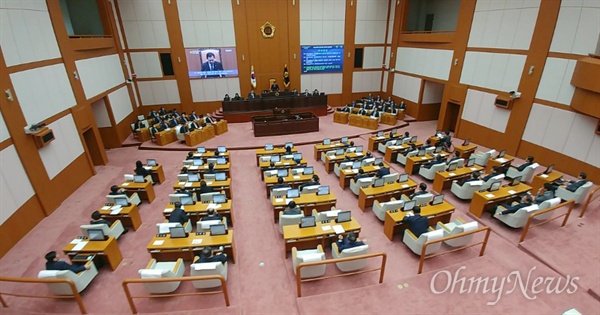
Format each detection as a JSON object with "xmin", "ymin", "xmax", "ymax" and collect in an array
[
  {"xmin": 273, "ymin": 107, "xmax": 292, "ymax": 118},
  {"xmin": 252, "ymin": 109, "xmax": 319, "ymax": 137}
]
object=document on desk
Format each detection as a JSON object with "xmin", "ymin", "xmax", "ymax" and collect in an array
[
  {"xmin": 321, "ymin": 225, "xmax": 332, "ymax": 231},
  {"xmin": 374, "ymin": 166, "xmax": 380, "ymax": 170},
  {"xmin": 185, "ymin": 182, "xmax": 193, "ymax": 187},
  {"xmin": 164, "ymin": 208, "xmax": 173, "ymax": 213},
  {"xmin": 192, "ymin": 239, "xmax": 203, "ymax": 245},
  {"xmin": 508, "ymin": 190, "xmax": 516, "ymax": 195},
  {"xmin": 122, "ymin": 182, "xmax": 130, "ymax": 186},
  {"xmin": 540, "ymin": 174, "xmax": 548, "ymax": 178},
  {"xmin": 449, "ymin": 173, "xmax": 456, "ymax": 176},
  {"xmin": 101, "ymin": 206, "xmax": 111, "ymax": 210},
  {"xmin": 70, "ymin": 238, "xmax": 82, "ymax": 244},
  {"xmin": 332, "ymin": 225, "xmax": 345, "ymax": 234},
  {"xmin": 275, "ymin": 198, "xmax": 284, "ymax": 203},
  {"xmin": 178, "ymin": 181, "xmax": 185, "ymax": 185},
  {"xmin": 470, "ymin": 168, "xmax": 478, "ymax": 171},
  {"xmin": 189, "ymin": 166, "xmax": 199, "ymax": 170},
  {"xmin": 486, "ymin": 194, "xmax": 495, "ymax": 198},
  {"xmin": 72, "ymin": 241, "xmax": 88, "ymax": 251},
  {"xmin": 352, "ymin": 169, "xmax": 358, "ymax": 174},
  {"xmin": 496, "ymin": 158, "xmax": 507, "ymax": 163},
  {"xmin": 110, "ymin": 206, "xmax": 122, "ymax": 215},
  {"xmin": 293, "ymin": 175, "xmax": 300, "ymax": 179},
  {"xmin": 284, "ymin": 162, "xmax": 290, "ymax": 165},
  {"xmin": 153, "ymin": 240, "xmax": 164, "ymax": 246},
  {"xmin": 143, "ymin": 166, "xmax": 152, "ymax": 170},
  {"xmin": 207, "ymin": 203, "xmax": 221, "ymax": 209},
  {"xmin": 206, "ymin": 181, "xmax": 213, "ymax": 185},
  {"xmin": 355, "ymin": 153, "xmax": 363, "ymax": 156},
  {"xmin": 402, "ymin": 184, "xmax": 409, "ymax": 188}
]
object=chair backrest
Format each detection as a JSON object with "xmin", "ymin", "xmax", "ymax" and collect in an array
[
  {"xmin": 361, "ymin": 157, "xmax": 375, "ymax": 167},
  {"xmin": 207, "ymin": 158, "xmax": 217, "ymax": 165},
  {"xmin": 106, "ymin": 194, "xmax": 128, "ymax": 204},
  {"xmin": 339, "ymin": 161, "xmax": 353, "ymax": 169},
  {"xmin": 264, "ymin": 170, "xmax": 278, "ymax": 178},
  {"xmin": 182, "ymin": 160, "xmax": 193, "ymax": 166},
  {"xmin": 80, "ymin": 224, "xmax": 110, "ymax": 237},
  {"xmin": 291, "ymin": 168, "xmax": 304, "ymax": 175},
  {"xmin": 197, "ymin": 219, "xmax": 223, "ymax": 232},
  {"xmin": 326, "ymin": 150, "xmax": 336, "ymax": 156},
  {"xmin": 406, "ymin": 150, "xmax": 418, "ymax": 157},
  {"xmin": 38, "ymin": 270, "xmax": 79, "ymax": 295},
  {"xmin": 534, "ymin": 197, "xmax": 562, "ymax": 220},
  {"xmin": 336, "ymin": 244, "xmax": 369, "ymax": 272},
  {"xmin": 414, "ymin": 193, "xmax": 434, "ymax": 206},
  {"xmin": 272, "ymin": 187, "xmax": 291, "ymax": 198},
  {"xmin": 294, "ymin": 251, "xmax": 326, "ymax": 278},
  {"xmin": 382, "ymin": 173, "xmax": 399, "ymax": 184},
  {"xmin": 190, "ymin": 262, "xmax": 227, "ymax": 289},
  {"xmin": 204, "ymin": 173, "xmax": 216, "ymax": 181},
  {"xmin": 169, "ymin": 193, "xmax": 187, "ymax": 203},
  {"xmin": 383, "ymin": 200, "xmax": 404, "ymax": 211},
  {"xmin": 357, "ymin": 177, "xmax": 375, "ymax": 187},
  {"xmin": 200, "ymin": 192, "xmax": 219, "ymax": 203},
  {"xmin": 301, "ymin": 185, "xmax": 320, "ymax": 194},
  {"xmin": 177, "ymin": 174, "xmax": 189, "ymax": 181},
  {"xmin": 279, "ymin": 213, "xmax": 304, "ymax": 234}
]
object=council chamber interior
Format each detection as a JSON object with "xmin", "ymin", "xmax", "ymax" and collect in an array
[{"xmin": 0, "ymin": 0, "xmax": 599, "ymax": 314}]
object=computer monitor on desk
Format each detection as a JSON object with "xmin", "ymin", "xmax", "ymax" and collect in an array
[
  {"xmin": 489, "ymin": 181, "xmax": 501, "ymax": 192},
  {"xmin": 193, "ymin": 159, "xmax": 203, "ymax": 166},
  {"xmin": 287, "ymin": 189, "xmax": 300, "ymax": 198},
  {"xmin": 285, "ymin": 142, "xmax": 294, "ymax": 149},
  {"xmin": 317, "ymin": 186, "xmax": 330, "ymax": 195},
  {"xmin": 336, "ymin": 211, "xmax": 351, "ymax": 223},
  {"xmin": 335, "ymin": 148, "xmax": 344, "ymax": 155},
  {"xmin": 410, "ymin": 136, "xmax": 417, "ymax": 143},
  {"xmin": 377, "ymin": 131, "xmax": 383, "ymax": 137},
  {"xmin": 304, "ymin": 167, "xmax": 314, "ymax": 175},
  {"xmin": 271, "ymin": 155, "xmax": 280, "ymax": 163},
  {"xmin": 215, "ymin": 172, "xmax": 226, "ymax": 181},
  {"xmin": 340, "ymin": 137, "xmax": 348, "ymax": 144},
  {"xmin": 355, "ymin": 145, "xmax": 364, "ymax": 153},
  {"xmin": 373, "ymin": 178, "xmax": 384, "ymax": 188},
  {"xmin": 87, "ymin": 229, "xmax": 107, "ymax": 241},
  {"xmin": 212, "ymin": 194, "xmax": 227, "ymax": 204},
  {"xmin": 134, "ymin": 175, "xmax": 145, "ymax": 183},
  {"xmin": 210, "ymin": 224, "xmax": 227, "ymax": 236},
  {"xmin": 431, "ymin": 194, "xmax": 444, "ymax": 205},
  {"xmin": 188, "ymin": 173, "xmax": 200, "ymax": 182},
  {"xmin": 403, "ymin": 200, "xmax": 415, "ymax": 211},
  {"xmin": 447, "ymin": 163, "xmax": 457, "ymax": 172},
  {"xmin": 265, "ymin": 143, "xmax": 274, "ymax": 150},
  {"xmin": 293, "ymin": 153, "xmax": 302, "ymax": 161},
  {"xmin": 510, "ymin": 176, "xmax": 522, "ymax": 186},
  {"xmin": 497, "ymin": 149, "xmax": 506, "ymax": 158},
  {"xmin": 147, "ymin": 159, "xmax": 157, "ymax": 166},
  {"xmin": 300, "ymin": 216, "xmax": 316, "ymax": 228},
  {"xmin": 217, "ymin": 146, "xmax": 227, "ymax": 153},
  {"xmin": 374, "ymin": 157, "xmax": 383, "ymax": 165},
  {"xmin": 323, "ymin": 138, "xmax": 331, "ymax": 145},
  {"xmin": 398, "ymin": 173, "xmax": 409, "ymax": 183},
  {"xmin": 180, "ymin": 196, "xmax": 195, "ymax": 205},
  {"xmin": 197, "ymin": 146, "xmax": 206, "ymax": 153},
  {"xmin": 277, "ymin": 169, "xmax": 288, "ymax": 177},
  {"xmin": 169, "ymin": 226, "xmax": 188, "ymax": 238},
  {"xmin": 544, "ymin": 164, "xmax": 554, "ymax": 174},
  {"xmin": 462, "ymin": 139, "xmax": 470, "ymax": 146},
  {"xmin": 466, "ymin": 157, "xmax": 476, "ymax": 167},
  {"xmin": 352, "ymin": 161, "xmax": 361, "ymax": 169},
  {"xmin": 417, "ymin": 149, "xmax": 426, "ymax": 157},
  {"xmin": 157, "ymin": 222, "xmax": 181, "ymax": 234}
]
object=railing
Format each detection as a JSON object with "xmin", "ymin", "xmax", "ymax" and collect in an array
[
  {"xmin": 419, "ymin": 226, "xmax": 491, "ymax": 274},
  {"xmin": 68, "ymin": 35, "xmax": 112, "ymax": 39},
  {"xmin": 295, "ymin": 252, "xmax": 387, "ymax": 297},
  {"xmin": 579, "ymin": 185, "xmax": 600, "ymax": 218},
  {"xmin": 0, "ymin": 276, "xmax": 87, "ymax": 314},
  {"xmin": 401, "ymin": 30, "xmax": 455, "ymax": 34},
  {"xmin": 520, "ymin": 201, "xmax": 574, "ymax": 243},
  {"xmin": 122, "ymin": 275, "xmax": 229, "ymax": 314}
]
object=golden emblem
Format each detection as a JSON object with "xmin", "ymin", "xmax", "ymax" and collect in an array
[{"xmin": 261, "ymin": 22, "xmax": 275, "ymax": 38}]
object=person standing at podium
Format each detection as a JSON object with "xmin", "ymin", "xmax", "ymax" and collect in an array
[{"xmin": 271, "ymin": 80, "xmax": 280, "ymax": 92}]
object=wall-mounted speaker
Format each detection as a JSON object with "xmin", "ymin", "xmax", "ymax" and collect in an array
[
  {"xmin": 494, "ymin": 95, "xmax": 513, "ymax": 109},
  {"xmin": 33, "ymin": 127, "xmax": 55, "ymax": 148}
]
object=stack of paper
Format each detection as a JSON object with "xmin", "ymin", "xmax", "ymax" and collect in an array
[
  {"xmin": 152, "ymin": 240, "xmax": 164, "ymax": 246},
  {"xmin": 332, "ymin": 225, "xmax": 345, "ymax": 234},
  {"xmin": 72, "ymin": 242, "xmax": 88, "ymax": 251}
]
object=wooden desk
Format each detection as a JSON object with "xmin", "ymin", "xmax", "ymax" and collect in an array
[
  {"xmin": 137, "ymin": 164, "xmax": 165, "ymax": 184},
  {"xmin": 282, "ymin": 218, "xmax": 361, "ymax": 258},
  {"xmin": 98, "ymin": 204, "xmax": 142, "ymax": 231},
  {"xmin": 469, "ymin": 183, "xmax": 531, "ymax": 218},
  {"xmin": 255, "ymin": 147, "xmax": 297, "ymax": 166},
  {"xmin": 271, "ymin": 193, "xmax": 337, "ymax": 222},
  {"xmin": 349, "ymin": 115, "xmax": 378, "ymax": 130},
  {"xmin": 358, "ymin": 180, "xmax": 418, "ymax": 211},
  {"xmin": 383, "ymin": 201, "xmax": 455, "ymax": 241},
  {"xmin": 455, "ymin": 143, "xmax": 478, "ymax": 159},
  {"xmin": 530, "ymin": 171, "xmax": 562, "ymax": 193},
  {"xmin": 155, "ymin": 129, "xmax": 177, "ymax": 146},
  {"xmin": 380, "ymin": 112, "xmax": 398, "ymax": 125},
  {"xmin": 185, "ymin": 129, "xmax": 204, "ymax": 147},
  {"xmin": 223, "ymin": 93, "xmax": 327, "ymax": 123},
  {"xmin": 324, "ymin": 152, "xmax": 364, "ymax": 173},
  {"xmin": 383, "ymin": 142, "xmax": 423, "ymax": 163},
  {"xmin": 192, "ymin": 151, "xmax": 230, "ymax": 161},
  {"xmin": 313, "ymin": 142, "xmax": 346, "ymax": 161},
  {"xmin": 265, "ymin": 173, "xmax": 314, "ymax": 198},
  {"xmin": 138, "ymin": 128, "xmax": 151, "ymax": 142},
  {"xmin": 485, "ymin": 155, "xmax": 514, "ymax": 173},
  {"xmin": 173, "ymin": 179, "xmax": 233, "ymax": 199},
  {"xmin": 214, "ymin": 120, "xmax": 228, "ymax": 135},
  {"xmin": 163, "ymin": 200, "xmax": 233, "ymax": 226},
  {"xmin": 338, "ymin": 164, "xmax": 390, "ymax": 189},
  {"xmin": 405, "ymin": 152, "xmax": 449, "ymax": 175},
  {"xmin": 259, "ymin": 159, "xmax": 307, "ymax": 179},
  {"xmin": 147, "ymin": 231, "xmax": 236, "ymax": 263},
  {"xmin": 186, "ymin": 163, "xmax": 231, "ymax": 178},
  {"xmin": 252, "ymin": 113, "xmax": 319, "ymax": 137},
  {"xmin": 333, "ymin": 111, "xmax": 349, "ymax": 124},
  {"xmin": 368, "ymin": 133, "xmax": 397, "ymax": 152},
  {"xmin": 63, "ymin": 236, "xmax": 122, "ymax": 271},
  {"xmin": 120, "ymin": 180, "xmax": 156, "ymax": 203},
  {"xmin": 432, "ymin": 165, "xmax": 484, "ymax": 193},
  {"xmin": 397, "ymin": 110, "xmax": 405, "ymax": 120}
]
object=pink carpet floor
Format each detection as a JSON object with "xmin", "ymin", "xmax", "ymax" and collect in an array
[{"xmin": 0, "ymin": 115, "xmax": 598, "ymax": 314}]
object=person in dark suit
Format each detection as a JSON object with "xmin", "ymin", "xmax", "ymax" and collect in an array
[
  {"xmin": 233, "ymin": 93, "xmax": 242, "ymax": 100},
  {"xmin": 283, "ymin": 201, "xmax": 301, "ymax": 215},
  {"xmin": 178, "ymin": 113, "xmax": 189, "ymax": 124},
  {"xmin": 534, "ymin": 183, "xmax": 554, "ymax": 204},
  {"xmin": 371, "ymin": 109, "xmax": 381, "ymax": 119},
  {"xmin": 109, "ymin": 185, "xmax": 130, "ymax": 197},
  {"xmin": 205, "ymin": 163, "xmax": 216, "ymax": 175},
  {"xmin": 158, "ymin": 120, "xmax": 169, "ymax": 131},
  {"xmin": 402, "ymin": 206, "xmax": 429, "ymax": 237},
  {"xmin": 158, "ymin": 107, "xmax": 167, "ymax": 116},
  {"xmin": 199, "ymin": 181, "xmax": 214, "ymax": 194},
  {"xmin": 168, "ymin": 202, "xmax": 188, "ymax": 225},
  {"xmin": 45, "ymin": 251, "xmax": 89, "ymax": 273},
  {"xmin": 168, "ymin": 119, "xmax": 178, "ymax": 128},
  {"xmin": 376, "ymin": 163, "xmax": 390, "ymax": 178},
  {"xmin": 149, "ymin": 110, "xmax": 160, "ymax": 121},
  {"xmin": 188, "ymin": 121, "xmax": 200, "ymax": 131},
  {"xmin": 299, "ymin": 175, "xmax": 320, "ymax": 190},
  {"xmin": 496, "ymin": 194, "xmax": 533, "ymax": 215},
  {"xmin": 271, "ymin": 80, "xmax": 280, "ymax": 92},
  {"xmin": 133, "ymin": 119, "xmax": 145, "ymax": 132},
  {"xmin": 90, "ymin": 211, "xmax": 111, "ymax": 227},
  {"xmin": 422, "ymin": 155, "xmax": 445, "ymax": 169},
  {"xmin": 403, "ymin": 144, "xmax": 418, "ymax": 156},
  {"xmin": 482, "ymin": 166, "xmax": 502, "ymax": 182},
  {"xmin": 193, "ymin": 247, "xmax": 227, "ymax": 264},
  {"xmin": 456, "ymin": 172, "xmax": 481, "ymax": 186},
  {"xmin": 564, "ymin": 172, "xmax": 588, "ymax": 192},
  {"xmin": 171, "ymin": 109, "xmax": 181, "ymax": 118},
  {"xmin": 174, "ymin": 187, "xmax": 193, "ymax": 197},
  {"xmin": 357, "ymin": 108, "xmax": 367, "ymax": 116},
  {"xmin": 135, "ymin": 160, "xmax": 151, "ymax": 177},
  {"xmin": 340, "ymin": 104, "xmax": 351, "ymax": 113},
  {"xmin": 189, "ymin": 111, "xmax": 199, "ymax": 121},
  {"xmin": 248, "ymin": 89, "xmax": 258, "ymax": 99},
  {"xmin": 223, "ymin": 94, "xmax": 231, "ymax": 101},
  {"xmin": 409, "ymin": 183, "xmax": 429, "ymax": 200},
  {"xmin": 271, "ymin": 177, "xmax": 290, "ymax": 190},
  {"xmin": 354, "ymin": 169, "xmax": 368, "ymax": 182},
  {"xmin": 202, "ymin": 208, "xmax": 222, "ymax": 221},
  {"xmin": 201, "ymin": 52, "xmax": 224, "ymax": 78},
  {"xmin": 446, "ymin": 151, "xmax": 461, "ymax": 165},
  {"xmin": 178, "ymin": 124, "xmax": 189, "ymax": 134},
  {"xmin": 398, "ymin": 101, "xmax": 406, "ymax": 111},
  {"xmin": 342, "ymin": 155, "xmax": 353, "ymax": 162},
  {"xmin": 335, "ymin": 232, "xmax": 365, "ymax": 252},
  {"xmin": 509, "ymin": 155, "xmax": 534, "ymax": 172},
  {"xmin": 204, "ymin": 114, "xmax": 216, "ymax": 124}
]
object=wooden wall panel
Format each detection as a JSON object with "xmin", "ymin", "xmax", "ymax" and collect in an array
[
  {"xmin": 458, "ymin": 120, "xmax": 507, "ymax": 152},
  {"xmin": 571, "ymin": 88, "xmax": 600, "ymax": 118},
  {"xmin": 0, "ymin": 197, "xmax": 45, "ymax": 258}
]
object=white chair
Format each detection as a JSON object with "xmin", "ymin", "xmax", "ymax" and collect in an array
[
  {"xmin": 401, "ymin": 137, "xmax": 412, "ymax": 144},
  {"xmin": 312, "ymin": 209, "xmax": 341, "ymax": 221},
  {"xmin": 196, "ymin": 217, "xmax": 228, "ymax": 232},
  {"xmin": 207, "ymin": 158, "xmax": 218, "ymax": 165},
  {"xmin": 204, "ymin": 173, "xmax": 216, "ymax": 181},
  {"xmin": 278, "ymin": 212, "xmax": 304, "ymax": 234},
  {"xmin": 378, "ymin": 140, "xmax": 397, "ymax": 154},
  {"xmin": 382, "ymin": 173, "xmax": 399, "ymax": 184},
  {"xmin": 418, "ymin": 163, "xmax": 446, "ymax": 180},
  {"xmin": 271, "ymin": 187, "xmax": 291, "ymax": 198},
  {"xmin": 555, "ymin": 181, "xmax": 593, "ymax": 204},
  {"xmin": 182, "ymin": 160, "xmax": 194, "ymax": 166},
  {"xmin": 259, "ymin": 156, "xmax": 271, "ymax": 163},
  {"xmin": 481, "ymin": 174, "xmax": 505, "ymax": 190},
  {"xmin": 495, "ymin": 204, "xmax": 539, "ymax": 228},
  {"xmin": 169, "ymin": 193, "xmax": 197, "ymax": 203},
  {"xmin": 450, "ymin": 180, "xmax": 484, "ymax": 200},
  {"xmin": 80, "ymin": 221, "xmax": 125, "ymax": 240},
  {"xmin": 200, "ymin": 192, "xmax": 219, "ymax": 203},
  {"xmin": 446, "ymin": 159, "xmax": 464, "ymax": 170},
  {"xmin": 138, "ymin": 258, "xmax": 185, "ymax": 294},
  {"xmin": 177, "ymin": 174, "xmax": 189, "ymax": 182},
  {"xmin": 397, "ymin": 150, "xmax": 417, "ymax": 166},
  {"xmin": 291, "ymin": 168, "xmax": 304, "ymax": 175},
  {"xmin": 321, "ymin": 150, "xmax": 336, "ymax": 163},
  {"xmin": 331, "ymin": 243, "xmax": 369, "ymax": 272},
  {"xmin": 37, "ymin": 262, "xmax": 98, "ymax": 294},
  {"xmin": 176, "ymin": 126, "xmax": 186, "ymax": 141},
  {"xmin": 372, "ymin": 200, "xmax": 404, "ymax": 221},
  {"xmin": 402, "ymin": 229, "xmax": 444, "ymax": 255},
  {"xmin": 264, "ymin": 170, "xmax": 278, "ymax": 178},
  {"xmin": 334, "ymin": 162, "xmax": 353, "ymax": 177},
  {"xmin": 106, "ymin": 194, "xmax": 141, "ymax": 206},
  {"xmin": 506, "ymin": 163, "xmax": 539, "ymax": 183},
  {"xmin": 361, "ymin": 157, "xmax": 375, "ymax": 167},
  {"xmin": 473, "ymin": 149, "xmax": 497, "ymax": 167},
  {"xmin": 436, "ymin": 218, "xmax": 479, "ymax": 247},
  {"xmin": 413, "ymin": 193, "xmax": 434, "ymax": 206},
  {"xmin": 301, "ymin": 185, "xmax": 320, "ymax": 194},
  {"xmin": 533, "ymin": 197, "xmax": 562, "ymax": 220},
  {"xmin": 292, "ymin": 245, "xmax": 326, "ymax": 279},
  {"xmin": 190, "ymin": 261, "xmax": 228, "ymax": 289},
  {"xmin": 350, "ymin": 177, "xmax": 375, "ymax": 195}
]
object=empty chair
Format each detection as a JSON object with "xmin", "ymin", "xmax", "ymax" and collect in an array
[
  {"xmin": 506, "ymin": 163, "xmax": 539, "ymax": 183},
  {"xmin": 401, "ymin": 137, "xmax": 412, "ymax": 144},
  {"xmin": 271, "ymin": 187, "xmax": 291, "ymax": 198},
  {"xmin": 260, "ymin": 155, "xmax": 271, "ymax": 163},
  {"xmin": 372, "ymin": 200, "xmax": 404, "ymax": 221},
  {"xmin": 424, "ymin": 146, "xmax": 435, "ymax": 155},
  {"xmin": 106, "ymin": 193, "xmax": 141, "ymax": 206},
  {"xmin": 450, "ymin": 180, "xmax": 484, "ymax": 200},
  {"xmin": 495, "ymin": 204, "xmax": 539, "ymax": 228},
  {"xmin": 301, "ymin": 185, "xmax": 320, "ymax": 194},
  {"xmin": 200, "ymin": 192, "xmax": 220, "ymax": 203},
  {"xmin": 331, "ymin": 243, "xmax": 369, "ymax": 272},
  {"xmin": 175, "ymin": 126, "xmax": 186, "ymax": 141},
  {"xmin": 312, "ymin": 208, "xmax": 341, "ymax": 221},
  {"xmin": 378, "ymin": 139, "xmax": 397, "ymax": 154},
  {"xmin": 278, "ymin": 211, "xmax": 304, "ymax": 234},
  {"xmin": 38, "ymin": 262, "xmax": 98, "ymax": 294},
  {"xmin": 350, "ymin": 177, "xmax": 375, "ymax": 195},
  {"xmin": 80, "ymin": 221, "xmax": 125, "ymax": 240},
  {"xmin": 182, "ymin": 160, "xmax": 193, "ymax": 166},
  {"xmin": 138, "ymin": 258, "xmax": 185, "ymax": 294},
  {"xmin": 397, "ymin": 150, "xmax": 417, "ymax": 165},
  {"xmin": 403, "ymin": 229, "xmax": 444, "ymax": 255},
  {"xmin": 418, "ymin": 163, "xmax": 446, "ymax": 180},
  {"xmin": 196, "ymin": 217, "xmax": 228, "ymax": 232},
  {"xmin": 204, "ymin": 173, "xmax": 216, "ymax": 181},
  {"xmin": 190, "ymin": 261, "xmax": 228, "ymax": 289},
  {"xmin": 291, "ymin": 168, "xmax": 304, "ymax": 175},
  {"xmin": 473, "ymin": 149, "xmax": 496, "ymax": 166},
  {"xmin": 481, "ymin": 174, "xmax": 505, "ymax": 190},
  {"xmin": 177, "ymin": 174, "xmax": 189, "ymax": 181},
  {"xmin": 334, "ymin": 162, "xmax": 353, "ymax": 177},
  {"xmin": 436, "ymin": 218, "xmax": 479, "ymax": 247},
  {"xmin": 169, "ymin": 193, "xmax": 197, "ymax": 203},
  {"xmin": 321, "ymin": 150, "xmax": 336, "ymax": 163},
  {"xmin": 264, "ymin": 170, "xmax": 278, "ymax": 178},
  {"xmin": 292, "ymin": 245, "xmax": 326, "ymax": 279},
  {"xmin": 413, "ymin": 193, "xmax": 434, "ymax": 206},
  {"xmin": 555, "ymin": 181, "xmax": 593, "ymax": 204},
  {"xmin": 361, "ymin": 157, "xmax": 375, "ymax": 167},
  {"xmin": 533, "ymin": 197, "xmax": 561, "ymax": 220},
  {"xmin": 382, "ymin": 173, "xmax": 399, "ymax": 184}
]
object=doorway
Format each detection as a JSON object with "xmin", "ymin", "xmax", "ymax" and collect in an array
[
  {"xmin": 83, "ymin": 128, "xmax": 104, "ymax": 166},
  {"xmin": 442, "ymin": 102, "xmax": 460, "ymax": 132}
]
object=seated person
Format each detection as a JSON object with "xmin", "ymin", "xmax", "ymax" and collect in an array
[
  {"xmin": 402, "ymin": 144, "xmax": 418, "ymax": 156},
  {"xmin": 360, "ymin": 151, "xmax": 373, "ymax": 161},
  {"xmin": 342, "ymin": 155, "xmax": 353, "ymax": 162},
  {"xmin": 179, "ymin": 113, "xmax": 189, "ymax": 124},
  {"xmin": 202, "ymin": 208, "xmax": 222, "ymax": 221},
  {"xmin": 354, "ymin": 169, "xmax": 368, "ymax": 182},
  {"xmin": 271, "ymin": 80, "xmax": 280, "ymax": 92},
  {"xmin": 446, "ymin": 151, "xmax": 461, "ymax": 165},
  {"xmin": 456, "ymin": 172, "xmax": 481, "ymax": 186},
  {"xmin": 158, "ymin": 107, "xmax": 167, "ymax": 116},
  {"xmin": 193, "ymin": 246, "xmax": 227, "ymax": 264},
  {"xmin": 399, "ymin": 131, "xmax": 410, "ymax": 141},
  {"xmin": 45, "ymin": 251, "xmax": 89, "ymax": 273},
  {"xmin": 178, "ymin": 124, "xmax": 189, "ymax": 134},
  {"xmin": 303, "ymin": 89, "xmax": 310, "ymax": 96},
  {"xmin": 402, "ymin": 206, "xmax": 429, "ymax": 237},
  {"xmin": 271, "ymin": 177, "xmax": 290, "ymax": 190},
  {"xmin": 376, "ymin": 163, "xmax": 390, "ymax": 178},
  {"xmin": 180, "ymin": 167, "xmax": 189, "ymax": 174},
  {"xmin": 335, "ymin": 232, "xmax": 365, "ymax": 252},
  {"xmin": 370, "ymin": 109, "xmax": 381, "ymax": 118},
  {"xmin": 135, "ymin": 160, "xmax": 151, "ymax": 177},
  {"xmin": 167, "ymin": 118, "xmax": 178, "ymax": 128},
  {"xmin": 312, "ymin": 89, "xmax": 319, "ymax": 96},
  {"xmin": 223, "ymin": 94, "xmax": 231, "ymax": 101},
  {"xmin": 205, "ymin": 163, "xmax": 216, "ymax": 175},
  {"xmin": 199, "ymin": 180, "xmax": 214, "ymax": 194},
  {"xmin": 172, "ymin": 109, "xmax": 181, "ymax": 118},
  {"xmin": 534, "ymin": 183, "xmax": 555, "ymax": 204},
  {"xmin": 421, "ymin": 139, "xmax": 434, "ymax": 151},
  {"xmin": 285, "ymin": 145, "xmax": 293, "ymax": 154},
  {"xmin": 398, "ymin": 101, "xmax": 407, "ymax": 111},
  {"xmin": 233, "ymin": 93, "xmax": 242, "ymax": 100},
  {"xmin": 185, "ymin": 151, "xmax": 195, "ymax": 160},
  {"xmin": 90, "ymin": 210, "xmax": 111, "ymax": 227},
  {"xmin": 247, "ymin": 89, "xmax": 258, "ymax": 99},
  {"xmin": 188, "ymin": 121, "xmax": 200, "ymax": 131},
  {"xmin": 509, "ymin": 156, "xmax": 535, "ymax": 172},
  {"xmin": 133, "ymin": 119, "xmax": 145, "ymax": 131},
  {"xmin": 174, "ymin": 187, "xmax": 193, "ymax": 197},
  {"xmin": 421, "ymin": 155, "xmax": 445, "ymax": 169},
  {"xmin": 482, "ymin": 166, "xmax": 502, "ymax": 182},
  {"xmin": 495, "ymin": 194, "xmax": 534, "ymax": 216},
  {"xmin": 109, "ymin": 185, "xmax": 131, "ymax": 197},
  {"xmin": 548, "ymin": 172, "xmax": 588, "ymax": 192},
  {"xmin": 299, "ymin": 175, "xmax": 320, "ymax": 190},
  {"xmin": 357, "ymin": 108, "xmax": 368, "ymax": 116},
  {"xmin": 189, "ymin": 111, "xmax": 199, "ymax": 120},
  {"xmin": 204, "ymin": 113, "xmax": 216, "ymax": 124},
  {"xmin": 283, "ymin": 201, "xmax": 301, "ymax": 215},
  {"xmin": 168, "ymin": 202, "xmax": 188, "ymax": 225},
  {"xmin": 339, "ymin": 104, "xmax": 351, "ymax": 113},
  {"xmin": 408, "ymin": 183, "xmax": 429, "ymax": 200}
]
